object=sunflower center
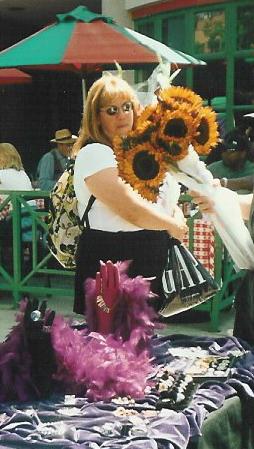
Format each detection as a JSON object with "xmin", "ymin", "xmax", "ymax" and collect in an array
[
  {"xmin": 196, "ymin": 118, "xmax": 209, "ymax": 144},
  {"xmin": 164, "ymin": 118, "xmax": 187, "ymax": 138},
  {"xmin": 167, "ymin": 142, "xmax": 182, "ymax": 156},
  {"xmin": 133, "ymin": 150, "xmax": 159, "ymax": 180}
]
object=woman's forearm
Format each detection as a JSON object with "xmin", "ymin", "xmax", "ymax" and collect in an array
[
  {"xmin": 116, "ymin": 195, "xmax": 182, "ymax": 232},
  {"xmin": 86, "ymin": 168, "xmax": 187, "ymax": 239}
]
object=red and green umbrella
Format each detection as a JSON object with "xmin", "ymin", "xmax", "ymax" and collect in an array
[{"xmin": 0, "ymin": 6, "xmax": 205, "ymax": 72}]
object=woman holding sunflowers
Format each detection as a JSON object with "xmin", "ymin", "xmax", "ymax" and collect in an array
[{"xmin": 72, "ymin": 73, "xmax": 188, "ymax": 316}]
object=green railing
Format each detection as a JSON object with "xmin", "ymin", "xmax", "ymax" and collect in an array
[
  {"xmin": 0, "ymin": 191, "xmax": 243, "ymax": 330},
  {"xmin": 0, "ymin": 190, "xmax": 74, "ymax": 307}
]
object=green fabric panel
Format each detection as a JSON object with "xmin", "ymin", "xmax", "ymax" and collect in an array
[
  {"xmin": 56, "ymin": 6, "xmax": 114, "ymax": 24},
  {"xmin": 0, "ymin": 22, "xmax": 74, "ymax": 66}
]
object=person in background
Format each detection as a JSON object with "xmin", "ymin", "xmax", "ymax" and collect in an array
[
  {"xmin": 207, "ymin": 129, "xmax": 254, "ymax": 194},
  {"xmin": 219, "ymin": 173, "xmax": 254, "ymax": 193},
  {"xmin": 238, "ymin": 112, "xmax": 254, "ymax": 162},
  {"xmin": 205, "ymin": 141, "xmax": 224, "ymax": 165},
  {"xmin": 189, "ymin": 185, "xmax": 254, "ymax": 346},
  {"xmin": 37, "ymin": 128, "xmax": 77, "ymax": 191},
  {"xmin": 0, "ymin": 143, "xmax": 35, "ymax": 268},
  {"xmin": 0, "ymin": 143, "xmax": 32, "ymax": 192},
  {"xmin": 72, "ymin": 73, "xmax": 188, "ymax": 316}
]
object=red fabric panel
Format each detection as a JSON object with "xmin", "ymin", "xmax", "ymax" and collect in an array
[
  {"xmin": 62, "ymin": 21, "xmax": 158, "ymax": 67},
  {"xmin": 0, "ymin": 68, "xmax": 31, "ymax": 85}
]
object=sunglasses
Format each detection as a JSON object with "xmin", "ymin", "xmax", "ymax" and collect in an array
[{"xmin": 100, "ymin": 101, "xmax": 133, "ymax": 116}]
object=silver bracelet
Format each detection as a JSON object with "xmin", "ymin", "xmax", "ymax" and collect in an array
[{"xmin": 221, "ymin": 177, "xmax": 228, "ymax": 187}]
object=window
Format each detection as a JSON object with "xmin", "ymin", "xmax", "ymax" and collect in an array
[
  {"xmin": 162, "ymin": 16, "xmax": 186, "ymax": 85},
  {"xmin": 162, "ymin": 15, "xmax": 185, "ymax": 51},
  {"xmin": 193, "ymin": 60, "xmax": 226, "ymax": 102},
  {"xmin": 237, "ymin": 5, "xmax": 254, "ymax": 50},
  {"xmin": 234, "ymin": 59, "xmax": 254, "ymax": 105},
  {"xmin": 137, "ymin": 22, "xmax": 154, "ymax": 39},
  {"xmin": 194, "ymin": 10, "xmax": 225, "ymax": 54}
]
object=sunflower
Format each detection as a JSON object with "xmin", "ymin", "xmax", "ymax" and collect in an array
[
  {"xmin": 113, "ymin": 127, "xmax": 151, "ymax": 159},
  {"xmin": 154, "ymin": 136, "xmax": 190, "ymax": 162},
  {"xmin": 192, "ymin": 106, "xmax": 219, "ymax": 155},
  {"xmin": 153, "ymin": 108, "xmax": 194, "ymax": 161},
  {"xmin": 114, "ymin": 141, "xmax": 169, "ymax": 202},
  {"xmin": 136, "ymin": 104, "xmax": 159, "ymax": 128},
  {"xmin": 133, "ymin": 104, "xmax": 159, "ymax": 139},
  {"xmin": 158, "ymin": 85, "xmax": 203, "ymax": 111}
]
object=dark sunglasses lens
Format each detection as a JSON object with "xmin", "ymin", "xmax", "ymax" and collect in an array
[
  {"xmin": 106, "ymin": 106, "xmax": 118, "ymax": 116},
  {"xmin": 122, "ymin": 102, "xmax": 132, "ymax": 112}
]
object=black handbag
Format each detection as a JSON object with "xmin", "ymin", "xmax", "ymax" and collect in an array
[{"xmin": 160, "ymin": 238, "xmax": 219, "ymax": 317}]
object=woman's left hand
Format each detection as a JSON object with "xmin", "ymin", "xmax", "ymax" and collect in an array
[{"xmin": 189, "ymin": 190, "xmax": 215, "ymax": 214}]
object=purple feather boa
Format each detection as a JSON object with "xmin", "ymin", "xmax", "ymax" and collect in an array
[
  {"xmin": 51, "ymin": 262, "xmax": 160, "ymax": 401},
  {"xmin": 85, "ymin": 261, "xmax": 161, "ymax": 342},
  {"xmin": 52, "ymin": 318, "xmax": 154, "ymax": 401},
  {"xmin": 0, "ymin": 299, "xmax": 38, "ymax": 402}
]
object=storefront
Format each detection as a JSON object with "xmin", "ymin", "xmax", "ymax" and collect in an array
[{"xmin": 127, "ymin": 0, "xmax": 254, "ymax": 133}]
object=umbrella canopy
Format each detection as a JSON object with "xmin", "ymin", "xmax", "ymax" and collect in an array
[
  {"xmin": 0, "ymin": 68, "xmax": 32, "ymax": 85},
  {"xmin": 0, "ymin": 6, "xmax": 205, "ymax": 72}
]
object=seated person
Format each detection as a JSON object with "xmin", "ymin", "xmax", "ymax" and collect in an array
[
  {"xmin": 207, "ymin": 129, "xmax": 254, "ymax": 194},
  {"xmin": 0, "ymin": 142, "xmax": 32, "ymax": 193},
  {"xmin": 36, "ymin": 128, "xmax": 77, "ymax": 191},
  {"xmin": 0, "ymin": 143, "xmax": 35, "ymax": 268}
]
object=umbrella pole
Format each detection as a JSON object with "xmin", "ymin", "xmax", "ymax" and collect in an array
[{"xmin": 82, "ymin": 78, "xmax": 87, "ymax": 104}]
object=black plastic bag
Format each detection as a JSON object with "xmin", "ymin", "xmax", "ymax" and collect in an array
[{"xmin": 160, "ymin": 238, "xmax": 219, "ymax": 317}]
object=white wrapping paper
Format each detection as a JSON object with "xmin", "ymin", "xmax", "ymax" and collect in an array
[{"xmin": 173, "ymin": 147, "xmax": 254, "ymax": 270}]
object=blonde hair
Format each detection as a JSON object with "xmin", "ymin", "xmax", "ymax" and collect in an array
[
  {"xmin": 72, "ymin": 74, "xmax": 140, "ymax": 155},
  {"xmin": 0, "ymin": 143, "xmax": 24, "ymax": 170}
]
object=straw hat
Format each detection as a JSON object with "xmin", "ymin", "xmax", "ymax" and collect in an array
[{"xmin": 50, "ymin": 129, "xmax": 77, "ymax": 144}]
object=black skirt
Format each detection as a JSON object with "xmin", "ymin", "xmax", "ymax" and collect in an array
[{"xmin": 74, "ymin": 228, "xmax": 170, "ymax": 315}]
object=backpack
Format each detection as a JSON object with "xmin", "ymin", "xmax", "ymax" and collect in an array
[{"xmin": 47, "ymin": 159, "xmax": 95, "ymax": 269}]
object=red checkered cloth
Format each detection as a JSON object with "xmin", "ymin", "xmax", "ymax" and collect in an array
[{"xmin": 183, "ymin": 219, "xmax": 215, "ymax": 276}]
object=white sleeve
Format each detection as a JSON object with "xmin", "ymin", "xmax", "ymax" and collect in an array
[{"xmin": 75, "ymin": 143, "xmax": 117, "ymax": 178}]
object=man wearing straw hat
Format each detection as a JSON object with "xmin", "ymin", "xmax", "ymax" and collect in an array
[{"xmin": 37, "ymin": 129, "xmax": 77, "ymax": 191}]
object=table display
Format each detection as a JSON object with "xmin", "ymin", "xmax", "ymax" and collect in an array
[
  {"xmin": 0, "ymin": 263, "xmax": 253, "ymax": 449},
  {"xmin": 0, "ymin": 332, "xmax": 253, "ymax": 449}
]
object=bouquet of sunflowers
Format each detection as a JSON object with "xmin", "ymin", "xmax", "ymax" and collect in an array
[
  {"xmin": 113, "ymin": 84, "xmax": 254, "ymax": 270},
  {"xmin": 114, "ymin": 85, "xmax": 218, "ymax": 202}
]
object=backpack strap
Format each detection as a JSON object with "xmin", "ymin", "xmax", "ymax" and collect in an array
[{"xmin": 81, "ymin": 195, "xmax": 96, "ymax": 229}]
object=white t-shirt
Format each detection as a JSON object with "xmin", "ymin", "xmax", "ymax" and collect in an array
[
  {"xmin": 74, "ymin": 143, "xmax": 180, "ymax": 232},
  {"xmin": 0, "ymin": 169, "xmax": 35, "ymax": 210},
  {"xmin": 0, "ymin": 169, "xmax": 32, "ymax": 191}
]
